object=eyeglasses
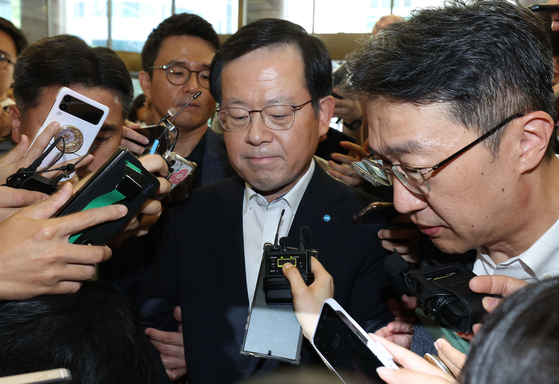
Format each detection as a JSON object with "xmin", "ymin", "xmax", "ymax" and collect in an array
[
  {"xmin": 0, "ymin": 54, "xmax": 14, "ymax": 70},
  {"xmin": 216, "ymin": 99, "xmax": 313, "ymax": 132},
  {"xmin": 352, "ymin": 113, "xmax": 524, "ymax": 195},
  {"xmin": 150, "ymin": 64, "xmax": 210, "ymax": 88}
]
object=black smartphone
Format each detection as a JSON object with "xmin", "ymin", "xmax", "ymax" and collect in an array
[
  {"xmin": 313, "ymin": 299, "xmax": 398, "ymax": 384},
  {"xmin": 55, "ymin": 147, "xmax": 160, "ymax": 245},
  {"xmin": 529, "ymin": 3, "xmax": 559, "ymax": 21}
]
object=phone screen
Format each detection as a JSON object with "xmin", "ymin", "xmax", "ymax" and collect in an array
[{"xmin": 314, "ymin": 303, "xmax": 384, "ymax": 383}]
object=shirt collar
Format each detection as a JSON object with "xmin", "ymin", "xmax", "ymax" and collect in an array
[
  {"xmin": 476, "ymin": 216, "xmax": 559, "ymax": 280},
  {"xmin": 242, "ymin": 161, "xmax": 315, "ymax": 215}
]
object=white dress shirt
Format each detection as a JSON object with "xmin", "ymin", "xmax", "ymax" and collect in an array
[
  {"xmin": 473, "ymin": 216, "xmax": 559, "ymax": 282},
  {"xmin": 242, "ymin": 161, "xmax": 315, "ymax": 304}
]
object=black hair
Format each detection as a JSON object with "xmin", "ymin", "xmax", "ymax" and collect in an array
[
  {"xmin": 343, "ymin": 0, "xmax": 557, "ymax": 157},
  {"xmin": 0, "ymin": 17, "xmax": 27, "ymax": 56},
  {"xmin": 141, "ymin": 13, "xmax": 220, "ymax": 76},
  {"xmin": 13, "ymin": 35, "xmax": 134, "ymax": 118},
  {"xmin": 128, "ymin": 93, "xmax": 146, "ymax": 122},
  {"xmin": 0, "ymin": 281, "xmax": 157, "ymax": 383},
  {"xmin": 461, "ymin": 278, "xmax": 559, "ymax": 384},
  {"xmin": 209, "ymin": 18, "xmax": 332, "ymax": 114}
]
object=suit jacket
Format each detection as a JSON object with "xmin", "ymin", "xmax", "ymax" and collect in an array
[{"xmin": 139, "ymin": 164, "xmax": 396, "ymax": 384}]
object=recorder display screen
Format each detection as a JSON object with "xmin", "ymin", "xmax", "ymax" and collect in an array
[
  {"xmin": 314, "ymin": 303, "xmax": 383, "ymax": 383},
  {"xmin": 59, "ymin": 95, "xmax": 105, "ymax": 125}
]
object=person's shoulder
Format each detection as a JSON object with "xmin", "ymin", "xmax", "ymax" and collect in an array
[{"xmin": 166, "ymin": 176, "xmax": 244, "ymax": 211}]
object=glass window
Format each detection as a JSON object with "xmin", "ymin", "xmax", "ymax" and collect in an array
[
  {"xmin": 176, "ymin": 0, "xmax": 239, "ymax": 34},
  {"xmin": 111, "ymin": 0, "xmax": 172, "ymax": 53},
  {"xmin": 58, "ymin": 0, "xmax": 108, "ymax": 47},
  {"xmin": 244, "ymin": 0, "xmax": 313, "ymax": 32}
]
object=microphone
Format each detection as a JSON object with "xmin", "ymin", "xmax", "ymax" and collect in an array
[
  {"xmin": 384, "ymin": 250, "xmax": 410, "ymax": 279},
  {"xmin": 170, "ymin": 91, "xmax": 201, "ymax": 124},
  {"xmin": 272, "ymin": 209, "xmax": 286, "ymax": 250}
]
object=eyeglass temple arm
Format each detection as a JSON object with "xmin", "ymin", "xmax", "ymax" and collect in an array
[{"xmin": 431, "ymin": 113, "xmax": 524, "ymax": 172}]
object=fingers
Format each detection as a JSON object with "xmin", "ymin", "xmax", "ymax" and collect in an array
[
  {"xmin": 434, "ymin": 338, "xmax": 466, "ymax": 378},
  {"xmin": 18, "ymin": 183, "xmax": 74, "ymax": 220},
  {"xmin": 328, "ymin": 160, "xmax": 363, "ymax": 187},
  {"xmin": 121, "ymin": 125, "xmax": 149, "ymax": 155},
  {"xmin": 24, "ymin": 121, "xmax": 61, "ymax": 164},
  {"xmin": 370, "ymin": 334, "xmax": 449, "ymax": 377},
  {"xmin": 145, "ymin": 327, "xmax": 184, "ymax": 347},
  {"xmin": 0, "ymin": 186, "xmax": 45, "ymax": 209},
  {"xmin": 138, "ymin": 154, "xmax": 170, "ymax": 178},
  {"xmin": 401, "ymin": 294, "xmax": 419, "ymax": 311},
  {"xmin": 469, "ymin": 274, "xmax": 528, "ymax": 296},
  {"xmin": 339, "ymin": 141, "xmax": 368, "ymax": 158},
  {"xmin": 174, "ymin": 305, "xmax": 182, "ymax": 323},
  {"xmin": 377, "ymin": 367, "xmax": 457, "ymax": 384},
  {"xmin": 52, "ymin": 203, "xmax": 128, "ymax": 238}
]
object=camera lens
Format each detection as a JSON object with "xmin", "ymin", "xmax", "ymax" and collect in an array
[
  {"xmin": 60, "ymin": 103, "xmax": 67, "ymax": 111},
  {"xmin": 63, "ymin": 95, "xmax": 72, "ymax": 102}
]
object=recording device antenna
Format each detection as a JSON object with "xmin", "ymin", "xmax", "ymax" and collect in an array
[
  {"xmin": 170, "ymin": 91, "xmax": 201, "ymax": 124},
  {"xmin": 272, "ymin": 209, "xmax": 285, "ymax": 250}
]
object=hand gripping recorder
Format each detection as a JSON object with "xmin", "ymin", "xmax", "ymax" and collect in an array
[
  {"xmin": 385, "ymin": 250, "xmax": 490, "ymax": 332},
  {"xmin": 142, "ymin": 92, "xmax": 200, "ymax": 191},
  {"xmin": 262, "ymin": 239, "xmax": 317, "ymax": 304}
]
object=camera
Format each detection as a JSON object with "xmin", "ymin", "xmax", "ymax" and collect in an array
[
  {"xmin": 262, "ymin": 237, "xmax": 317, "ymax": 304},
  {"xmin": 385, "ymin": 250, "xmax": 489, "ymax": 332}
]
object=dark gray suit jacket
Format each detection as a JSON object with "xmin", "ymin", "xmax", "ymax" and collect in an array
[{"xmin": 139, "ymin": 164, "xmax": 396, "ymax": 384}]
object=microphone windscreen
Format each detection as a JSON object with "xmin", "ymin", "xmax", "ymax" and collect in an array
[
  {"xmin": 384, "ymin": 252, "xmax": 409, "ymax": 278},
  {"xmin": 168, "ymin": 108, "xmax": 177, "ymax": 117}
]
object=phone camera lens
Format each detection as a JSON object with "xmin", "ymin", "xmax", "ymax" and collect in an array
[
  {"xmin": 59, "ymin": 103, "xmax": 67, "ymax": 111},
  {"xmin": 63, "ymin": 95, "xmax": 72, "ymax": 102}
]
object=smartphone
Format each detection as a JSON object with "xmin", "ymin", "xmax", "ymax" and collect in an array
[
  {"xmin": 313, "ymin": 299, "xmax": 398, "ymax": 384},
  {"xmin": 0, "ymin": 369, "xmax": 71, "ymax": 384},
  {"xmin": 28, "ymin": 87, "xmax": 109, "ymax": 168},
  {"xmin": 54, "ymin": 147, "xmax": 160, "ymax": 245},
  {"xmin": 529, "ymin": 3, "xmax": 559, "ymax": 21},
  {"xmin": 352, "ymin": 201, "xmax": 398, "ymax": 225}
]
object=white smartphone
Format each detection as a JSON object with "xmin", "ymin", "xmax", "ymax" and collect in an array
[
  {"xmin": 313, "ymin": 298, "xmax": 398, "ymax": 383},
  {"xmin": 28, "ymin": 87, "xmax": 109, "ymax": 168},
  {"xmin": 0, "ymin": 368, "xmax": 71, "ymax": 384}
]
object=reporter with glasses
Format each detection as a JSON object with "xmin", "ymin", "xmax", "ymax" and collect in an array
[{"xmin": 284, "ymin": 0, "xmax": 559, "ymax": 381}]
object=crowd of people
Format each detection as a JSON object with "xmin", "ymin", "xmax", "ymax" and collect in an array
[{"xmin": 0, "ymin": 0, "xmax": 558, "ymax": 383}]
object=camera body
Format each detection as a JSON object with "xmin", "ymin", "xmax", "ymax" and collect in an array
[
  {"xmin": 262, "ymin": 240, "xmax": 316, "ymax": 304},
  {"xmin": 385, "ymin": 251, "xmax": 488, "ymax": 332},
  {"xmin": 28, "ymin": 87, "xmax": 109, "ymax": 168}
]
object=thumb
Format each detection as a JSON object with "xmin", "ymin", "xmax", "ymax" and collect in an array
[
  {"xmin": 21, "ymin": 182, "xmax": 73, "ymax": 220},
  {"xmin": 174, "ymin": 305, "xmax": 182, "ymax": 322},
  {"xmin": 1, "ymin": 134, "xmax": 30, "ymax": 165}
]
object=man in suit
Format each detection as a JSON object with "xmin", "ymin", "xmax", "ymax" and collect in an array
[
  {"xmin": 138, "ymin": 13, "xmax": 235, "ymax": 188},
  {"xmin": 139, "ymin": 18, "xmax": 395, "ymax": 384}
]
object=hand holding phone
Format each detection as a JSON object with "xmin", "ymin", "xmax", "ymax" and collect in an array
[
  {"xmin": 28, "ymin": 87, "xmax": 109, "ymax": 169},
  {"xmin": 313, "ymin": 298, "xmax": 398, "ymax": 383}
]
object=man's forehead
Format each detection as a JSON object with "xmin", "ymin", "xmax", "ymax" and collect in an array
[{"xmin": 366, "ymin": 98, "xmax": 460, "ymax": 158}]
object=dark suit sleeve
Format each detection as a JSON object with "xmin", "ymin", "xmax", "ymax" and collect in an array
[{"xmin": 137, "ymin": 208, "xmax": 182, "ymax": 331}]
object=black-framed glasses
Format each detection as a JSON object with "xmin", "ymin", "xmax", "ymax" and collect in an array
[
  {"xmin": 150, "ymin": 64, "xmax": 210, "ymax": 88},
  {"xmin": 0, "ymin": 54, "xmax": 14, "ymax": 70},
  {"xmin": 351, "ymin": 113, "xmax": 524, "ymax": 195},
  {"xmin": 216, "ymin": 99, "xmax": 313, "ymax": 132}
]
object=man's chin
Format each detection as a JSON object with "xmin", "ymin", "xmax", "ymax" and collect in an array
[{"xmin": 430, "ymin": 237, "xmax": 472, "ymax": 256}]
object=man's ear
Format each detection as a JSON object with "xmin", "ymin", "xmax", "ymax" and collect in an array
[
  {"xmin": 8, "ymin": 104, "xmax": 22, "ymax": 143},
  {"xmin": 138, "ymin": 71, "xmax": 151, "ymax": 101},
  {"xmin": 516, "ymin": 111, "xmax": 555, "ymax": 173},
  {"xmin": 318, "ymin": 95, "xmax": 335, "ymax": 137}
]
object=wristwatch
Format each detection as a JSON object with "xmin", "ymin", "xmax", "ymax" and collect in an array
[{"xmin": 343, "ymin": 117, "xmax": 362, "ymax": 131}]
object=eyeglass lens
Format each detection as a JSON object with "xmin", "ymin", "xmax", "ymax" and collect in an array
[
  {"xmin": 166, "ymin": 65, "xmax": 210, "ymax": 88},
  {"xmin": 218, "ymin": 105, "xmax": 296, "ymax": 131}
]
